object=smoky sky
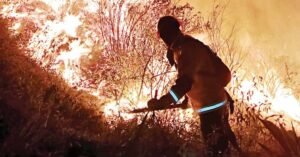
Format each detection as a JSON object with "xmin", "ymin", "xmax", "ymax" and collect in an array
[{"xmin": 181, "ymin": 0, "xmax": 300, "ymax": 65}]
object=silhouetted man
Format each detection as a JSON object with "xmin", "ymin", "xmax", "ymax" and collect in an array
[{"xmin": 147, "ymin": 16, "xmax": 239, "ymax": 156}]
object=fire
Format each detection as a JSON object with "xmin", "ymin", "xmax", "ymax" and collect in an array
[
  {"xmin": 236, "ymin": 78, "xmax": 300, "ymax": 121},
  {"xmin": 103, "ymin": 99, "xmax": 137, "ymax": 121},
  {"xmin": 60, "ymin": 14, "xmax": 82, "ymax": 37},
  {"xmin": 41, "ymin": 0, "xmax": 66, "ymax": 13},
  {"xmin": 1, "ymin": 0, "xmax": 299, "ymax": 125},
  {"xmin": 237, "ymin": 80, "xmax": 270, "ymax": 105},
  {"xmin": 55, "ymin": 39, "xmax": 90, "ymax": 84},
  {"xmin": 272, "ymin": 84, "xmax": 300, "ymax": 121}
]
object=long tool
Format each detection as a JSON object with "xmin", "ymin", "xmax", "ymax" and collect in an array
[
  {"xmin": 129, "ymin": 90, "xmax": 188, "ymax": 113},
  {"xmin": 129, "ymin": 103, "xmax": 187, "ymax": 113}
]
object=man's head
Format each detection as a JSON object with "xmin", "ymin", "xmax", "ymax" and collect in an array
[{"xmin": 157, "ymin": 16, "xmax": 181, "ymax": 46}]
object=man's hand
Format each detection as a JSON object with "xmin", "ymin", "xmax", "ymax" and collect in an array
[
  {"xmin": 147, "ymin": 90, "xmax": 175, "ymax": 110},
  {"xmin": 147, "ymin": 98, "xmax": 161, "ymax": 110},
  {"xmin": 147, "ymin": 97, "xmax": 171, "ymax": 110},
  {"xmin": 180, "ymin": 96, "xmax": 189, "ymax": 109}
]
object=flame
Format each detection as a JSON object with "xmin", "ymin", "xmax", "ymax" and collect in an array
[
  {"xmin": 61, "ymin": 14, "xmax": 82, "ymax": 37},
  {"xmin": 55, "ymin": 39, "xmax": 90, "ymax": 84},
  {"xmin": 272, "ymin": 85, "xmax": 300, "ymax": 121},
  {"xmin": 103, "ymin": 99, "xmax": 137, "ymax": 121},
  {"xmin": 237, "ymin": 80, "xmax": 270, "ymax": 105},
  {"xmin": 1, "ymin": 0, "xmax": 299, "ymax": 126},
  {"xmin": 236, "ymin": 78, "xmax": 300, "ymax": 121},
  {"xmin": 41, "ymin": 0, "xmax": 66, "ymax": 13}
]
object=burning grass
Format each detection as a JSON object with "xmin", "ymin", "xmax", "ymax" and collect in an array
[{"xmin": 1, "ymin": 0, "xmax": 300, "ymax": 156}]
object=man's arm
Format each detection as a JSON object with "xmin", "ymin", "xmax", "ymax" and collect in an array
[
  {"xmin": 156, "ymin": 75, "xmax": 193, "ymax": 106},
  {"xmin": 148, "ymin": 40, "xmax": 212, "ymax": 108},
  {"xmin": 148, "ymin": 43, "xmax": 198, "ymax": 108},
  {"xmin": 147, "ymin": 74, "xmax": 192, "ymax": 109}
]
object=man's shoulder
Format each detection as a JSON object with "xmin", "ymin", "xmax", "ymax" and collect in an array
[
  {"xmin": 172, "ymin": 35, "xmax": 196, "ymax": 49},
  {"xmin": 180, "ymin": 35, "xmax": 208, "ymax": 52}
]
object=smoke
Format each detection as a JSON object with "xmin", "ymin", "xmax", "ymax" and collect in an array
[
  {"xmin": 187, "ymin": 0, "xmax": 300, "ymax": 60},
  {"xmin": 230, "ymin": 0, "xmax": 300, "ymax": 61},
  {"xmin": 181, "ymin": 0, "xmax": 300, "ymax": 95}
]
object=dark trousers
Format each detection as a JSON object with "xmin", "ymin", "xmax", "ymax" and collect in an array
[{"xmin": 199, "ymin": 105, "xmax": 238, "ymax": 157}]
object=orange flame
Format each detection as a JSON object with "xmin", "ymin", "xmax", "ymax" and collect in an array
[{"xmin": 1, "ymin": 0, "xmax": 299, "ymax": 124}]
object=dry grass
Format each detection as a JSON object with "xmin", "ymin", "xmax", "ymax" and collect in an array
[
  {"xmin": 1, "ymin": 1, "xmax": 299, "ymax": 157},
  {"xmin": 0, "ymin": 17, "xmax": 105, "ymax": 156}
]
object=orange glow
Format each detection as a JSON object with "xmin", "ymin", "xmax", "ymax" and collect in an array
[
  {"xmin": 1, "ymin": 0, "xmax": 299, "ymax": 125},
  {"xmin": 272, "ymin": 85, "xmax": 300, "ymax": 121},
  {"xmin": 55, "ymin": 39, "xmax": 90, "ymax": 84},
  {"xmin": 237, "ymin": 80, "xmax": 270, "ymax": 105},
  {"xmin": 41, "ymin": 0, "xmax": 66, "ymax": 12}
]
